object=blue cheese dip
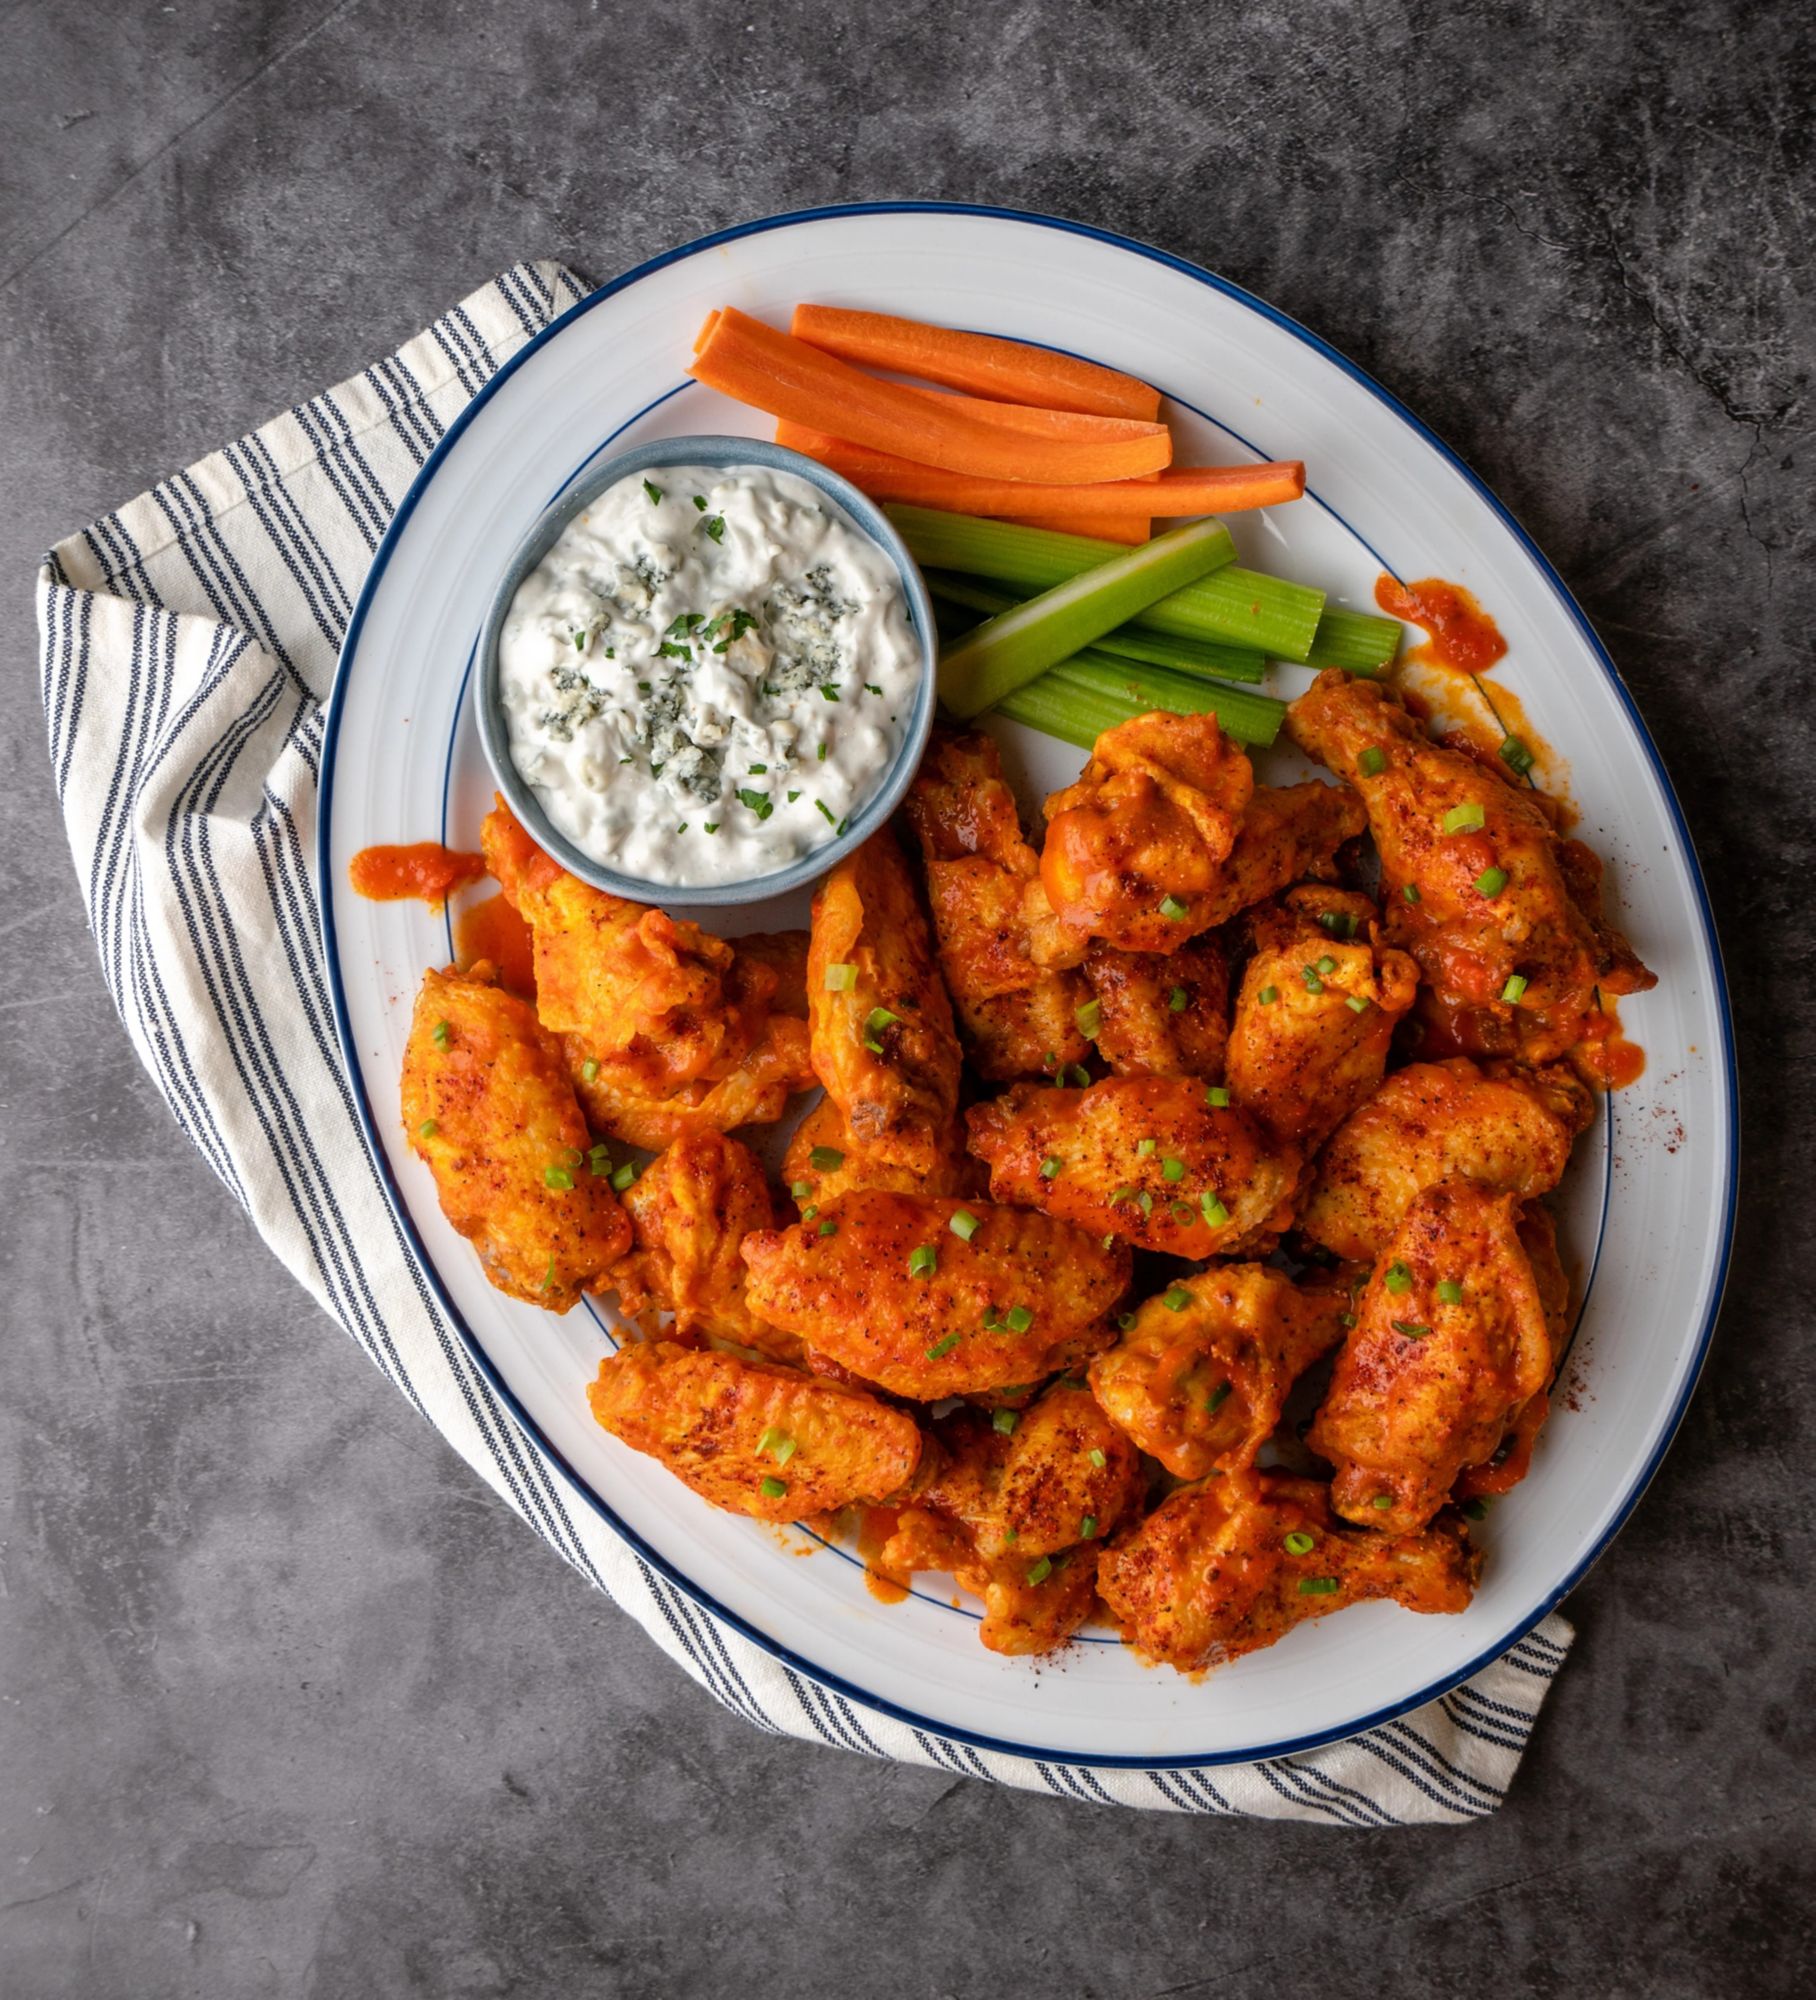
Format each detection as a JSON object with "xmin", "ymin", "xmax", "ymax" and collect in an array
[{"xmin": 496, "ymin": 463, "xmax": 921, "ymax": 888}]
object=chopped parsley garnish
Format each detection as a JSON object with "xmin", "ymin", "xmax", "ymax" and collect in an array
[
  {"xmin": 737, "ymin": 787, "xmax": 773, "ymax": 821},
  {"xmin": 701, "ymin": 514, "xmax": 725, "ymax": 542}
]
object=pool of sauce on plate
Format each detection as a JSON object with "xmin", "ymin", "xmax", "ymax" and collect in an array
[
  {"xmin": 349, "ymin": 842, "xmax": 485, "ymax": 908},
  {"xmin": 1375, "ymin": 574, "xmax": 1508, "ymax": 676}
]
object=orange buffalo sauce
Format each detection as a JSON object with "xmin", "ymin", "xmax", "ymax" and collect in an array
[
  {"xmin": 454, "ymin": 892, "xmax": 536, "ymax": 1000},
  {"xmin": 857, "ymin": 1505, "xmax": 908, "ymax": 1605},
  {"xmin": 349, "ymin": 842, "xmax": 485, "ymax": 908},
  {"xmin": 1575, "ymin": 1003, "xmax": 1647, "ymax": 1091},
  {"xmin": 1375, "ymin": 573, "xmax": 1508, "ymax": 676}
]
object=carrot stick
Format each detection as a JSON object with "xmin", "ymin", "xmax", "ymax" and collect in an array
[
  {"xmin": 692, "ymin": 308, "xmax": 1172, "ymax": 484},
  {"xmin": 791, "ymin": 304, "xmax": 1161, "ymax": 422},
  {"xmin": 777, "ymin": 429, "xmax": 1302, "ymax": 519},
  {"xmin": 1004, "ymin": 512, "xmax": 1148, "ymax": 545},
  {"xmin": 774, "ymin": 421, "xmax": 1150, "ymax": 542},
  {"xmin": 895, "ymin": 383, "xmax": 1165, "ymax": 444}
]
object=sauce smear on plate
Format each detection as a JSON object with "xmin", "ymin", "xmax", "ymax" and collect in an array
[
  {"xmin": 1375, "ymin": 574, "xmax": 1508, "ymax": 676},
  {"xmin": 349, "ymin": 843, "xmax": 485, "ymax": 908}
]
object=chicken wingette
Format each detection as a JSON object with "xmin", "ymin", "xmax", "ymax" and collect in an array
[
  {"xmin": 966, "ymin": 1075, "xmax": 1299, "ymax": 1258},
  {"xmin": 1081, "ymin": 933, "xmax": 1231, "ymax": 1080},
  {"xmin": 400, "ymin": 962, "xmax": 630, "ymax": 1309},
  {"xmin": 740, "ymin": 1191, "xmax": 1128, "ymax": 1399},
  {"xmin": 903, "ymin": 728, "xmax": 1090, "ymax": 1079},
  {"xmin": 1296, "ymin": 1056, "xmax": 1592, "ymax": 1261},
  {"xmin": 808, "ymin": 828, "xmax": 964, "ymax": 1177},
  {"xmin": 877, "ymin": 1504, "xmax": 1104, "ymax": 1656},
  {"xmin": 586, "ymin": 1341, "xmax": 920, "ymax": 1521},
  {"xmin": 1455, "ymin": 1201, "xmax": 1572, "ymax": 1505},
  {"xmin": 780, "ymin": 1095, "xmax": 977, "ymax": 1212},
  {"xmin": 1224, "ymin": 888, "xmax": 1419, "ymax": 1152},
  {"xmin": 1286, "ymin": 671, "xmax": 1654, "ymax": 1066},
  {"xmin": 609, "ymin": 1132, "xmax": 797, "ymax": 1363},
  {"xmin": 1039, "ymin": 711, "xmax": 1255, "ymax": 957},
  {"xmin": 1089, "ymin": 1265, "xmax": 1349, "ymax": 1481},
  {"xmin": 1097, "ymin": 1470, "xmax": 1481, "ymax": 1672},
  {"xmin": 1308, "ymin": 1176, "xmax": 1554, "ymax": 1532}
]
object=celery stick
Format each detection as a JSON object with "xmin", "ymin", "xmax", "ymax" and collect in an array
[
  {"xmin": 924, "ymin": 572, "xmax": 1269, "ymax": 683},
  {"xmin": 995, "ymin": 661, "xmax": 1284, "ymax": 752},
  {"xmin": 935, "ymin": 519, "xmax": 1236, "ymax": 719},
  {"xmin": 893, "ymin": 506, "xmax": 1324, "ymax": 662},
  {"xmin": 1045, "ymin": 658, "xmax": 1284, "ymax": 748},
  {"xmin": 996, "ymin": 679, "xmax": 1127, "ymax": 751},
  {"xmin": 1304, "ymin": 606, "xmax": 1403, "ymax": 675}
]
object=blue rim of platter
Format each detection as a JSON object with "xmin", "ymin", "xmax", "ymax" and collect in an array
[
  {"xmin": 318, "ymin": 201, "xmax": 1739, "ymax": 1769},
  {"xmin": 473, "ymin": 431, "xmax": 938, "ymax": 905}
]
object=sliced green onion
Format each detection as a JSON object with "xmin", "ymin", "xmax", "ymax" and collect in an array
[
  {"xmin": 1442, "ymin": 801, "xmax": 1486, "ymax": 834},
  {"xmin": 1205, "ymin": 1085, "xmax": 1230, "ymax": 1108},
  {"xmin": 545, "ymin": 1165, "xmax": 573, "ymax": 1190},
  {"xmin": 1499, "ymin": 735, "xmax": 1535, "ymax": 776},
  {"xmin": 417, "ymin": 1118, "xmax": 438, "ymax": 1139},
  {"xmin": 908, "ymin": 1245, "xmax": 938, "ymax": 1278},
  {"xmin": 1136, "ymin": 1138, "xmax": 1157, "ymax": 1158},
  {"xmin": 1345, "ymin": 995, "xmax": 1371, "ymax": 1014},
  {"xmin": 1315, "ymin": 954, "xmax": 1336, "ymax": 975},
  {"xmin": 757, "ymin": 1426, "xmax": 789, "ymax": 1457},
  {"xmin": 1005, "ymin": 1305, "xmax": 1034, "ymax": 1334},
  {"xmin": 1201, "ymin": 1192, "xmax": 1230, "ymax": 1227},
  {"xmin": 1283, "ymin": 1530, "xmax": 1316, "ymax": 1556},
  {"xmin": 1258, "ymin": 984, "xmax": 1279, "ymax": 1005},
  {"xmin": 1437, "ymin": 1279, "xmax": 1464, "ymax": 1305},
  {"xmin": 982, "ymin": 1305, "xmax": 1003, "ymax": 1330},
  {"xmin": 993, "ymin": 1407, "xmax": 1019, "ymax": 1435},
  {"xmin": 1162, "ymin": 1157, "xmax": 1185, "ymax": 1183},
  {"xmin": 1372, "ymin": 1494, "xmax": 1394, "ymax": 1510},
  {"xmin": 759, "ymin": 1476, "xmax": 788, "ymax": 1500},
  {"xmin": 1302, "ymin": 965, "xmax": 1325, "ymax": 994},
  {"xmin": 809, "ymin": 1145, "xmax": 844, "ymax": 1171},
  {"xmin": 1319, "ymin": 910, "xmax": 1359, "ymax": 939},
  {"xmin": 578, "ymin": 1057, "xmax": 600, "ymax": 1084},
  {"xmin": 610, "ymin": 1161, "xmax": 637, "ymax": 1192},
  {"xmin": 1080, "ymin": 1514, "xmax": 1099, "ymax": 1540},
  {"xmin": 1476, "ymin": 866, "xmax": 1509, "ymax": 898},
  {"xmin": 1392, "ymin": 1320, "xmax": 1432, "ymax": 1339},
  {"xmin": 1384, "ymin": 1261, "xmax": 1411, "ymax": 1294},
  {"xmin": 1089, "ymin": 1448, "xmax": 1107, "ymax": 1469},
  {"xmin": 431, "ymin": 1018, "xmax": 450, "ymax": 1048},
  {"xmin": 802, "ymin": 1205, "xmax": 818, "ymax": 1222},
  {"xmin": 1168, "ymin": 986, "xmax": 1188, "ymax": 1013},
  {"xmin": 1162, "ymin": 1287, "xmax": 1191, "ymax": 1313},
  {"xmin": 925, "ymin": 1330, "xmax": 959, "ymax": 1358},
  {"xmin": 818, "ymin": 1220, "xmax": 838, "ymax": 1237},
  {"xmin": 1462, "ymin": 1497, "xmax": 1490, "ymax": 1522},
  {"xmin": 934, "ymin": 517, "xmax": 1238, "ymax": 717},
  {"xmin": 866, "ymin": 1006, "xmax": 900, "ymax": 1034},
  {"xmin": 1159, "ymin": 894, "xmax": 1190, "ymax": 921},
  {"xmin": 540, "ymin": 1257, "xmax": 555, "ymax": 1292},
  {"xmin": 1403, "ymin": 882, "xmax": 1422, "ymax": 905},
  {"xmin": 1206, "ymin": 1381, "xmax": 1232, "ymax": 1413},
  {"xmin": 1357, "ymin": 746, "xmax": 1387, "ymax": 778},
  {"xmin": 790, "ymin": 1179, "xmax": 813, "ymax": 1199},
  {"xmin": 1075, "ymin": 998, "xmax": 1102, "ymax": 1039},
  {"xmin": 1039, "ymin": 1155, "xmax": 1064, "ymax": 1180},
  {"xmin": 1502, "ymin": 974, "xmax": 1529, "ymax": 1004},
  {"xmin": 948, "ymin": 1209, "xmax": 981, "ymax": 1242},
  {"xmin": 1026, "ymin": 1556, "xmax": 1053, "ymax": 1585},
  {"xmin": 641, "ymin": 478, "xmax": 662, "ymax": 505},
  {"xmin": 1111, "ymin": 1184, "xmax": 1141, "ymax": 1206},
  {"xmin": 1298, "ymin": 1577, "xmax": 1340, "ymax": 1596},
  {"xmin": 823, "ymin": 963, "xmax": 856, "ymax": 991}
]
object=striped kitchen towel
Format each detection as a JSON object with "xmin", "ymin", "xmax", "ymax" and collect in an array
[{"xmin": 35, "ymin": 259, "xmax": 1572, "ymax": 1821}]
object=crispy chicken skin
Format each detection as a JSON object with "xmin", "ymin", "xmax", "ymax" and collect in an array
[
  {"xmin": 966, "ymin": 1075, "xmax": 1300, "ymax": 1258},
  {"xmin": 1224, "ymin": 889, "xmax": 1420, "ymax": 1151},
  {"xmin": 807, "ymin": 828, "xmax": 964, "ymax": 1176},
  {"xmin": 1309, "ymin": 1177, "xmax": 1554, "ymax": 1532},
  {"xmin": 609, "ymin": 1132, "xmax": 796, "ymax": 1361},
  {"xmin": 740, "ymin": 1191, "xmax": 1128, "ymax": 1399},
  {"xmin": 586, "ymin": 1341, "xmax": 920, "ymax": 1521},
  {"xmin": 1098, "ymin": 1470, "xmax": 1481, "ymax": 1672},
  {"xmin": 780, "ymin": 1095, "xmax": 977, "ymax": 1211},
  {"xmin": 729, "ymin": 930, "xmax": 810, "ymax": 1016},
  {"xmin": 1083, "ymin": 933, "xmax": 1231, "ymax": 1079},
  {"xmin": 1286, "ymin": 671, "xmax": 1654, "ymax": 1065},
  {"xmin": 401, "ymin": 962, "xmax": 630, "ymax": 1309},
  {"xmin": 1089, "ymin": 1265, "xmax": 1348, "ymax": 1481},
  {"xmin": 903, "ymin": 729, "xmax": 1089, "ymax": 1080},
  {"xmin": 878, "ymin": 1503, "xmax": 1103, "ymax": 1656},
  {"xmin": 1455, "ymin": 1201, "xmax": 1571, "ymax": 1503},
  {"xmin": 1039, "ymin": 711, "xmax": 1255, "ymax": 957},
  {"xmin": 567, "ymin": 1012, "xmax": 814, "ymax": 1153},
  {"xmin": 1203, "ymin": 780, "xmax": 1369, "ymax": 926},
  {"xmin": 1296, "ymin": 1057, "xmax": 1593, "ymax": 1261}
]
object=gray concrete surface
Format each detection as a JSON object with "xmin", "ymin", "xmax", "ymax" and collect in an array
[{"xmin": 2, "ymin": 2, "xmax": 1810, "ymax": 1994}]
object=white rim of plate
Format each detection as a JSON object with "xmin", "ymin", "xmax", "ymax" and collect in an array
[{"xmin": 318, "ymin": 202, "xmax": 1738, "ymax": 1767}]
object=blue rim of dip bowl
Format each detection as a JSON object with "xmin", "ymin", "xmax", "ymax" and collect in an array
[{"xmin": 474, "ymin": 433, "xmax": 939, "ymax": 906}]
